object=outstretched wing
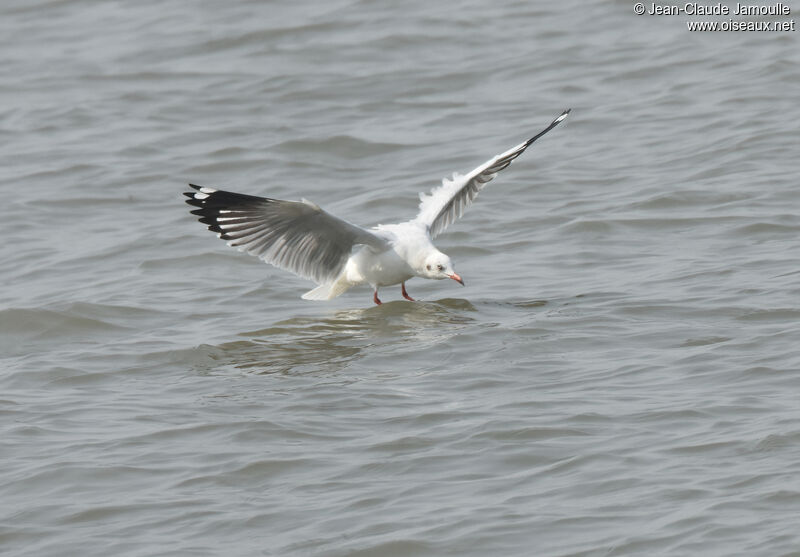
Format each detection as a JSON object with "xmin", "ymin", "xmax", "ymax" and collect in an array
[
  {"xmin": 185, "ymin": 185, "xmax": 388, "ymax": 284},
  {"xmin": 415, "ymin": 109, "xmax": 570, "ymax": 238}
]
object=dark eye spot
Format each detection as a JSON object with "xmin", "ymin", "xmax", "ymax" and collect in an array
[
  {"xmin": 426, "ymin": 264, "xmax": 431, "ymax": 271},
  {"xmin": 437, "ymin": 264, "xmax": 444, "ymax": 271}
]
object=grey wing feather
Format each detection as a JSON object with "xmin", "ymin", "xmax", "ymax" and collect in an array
[
  {"xmin": 416, "ymin": 109, "xmax": 570, "ymax": 238},
  {"xmin": 185, "ymin": 185, "xmax": 388, "ymax": 284}
]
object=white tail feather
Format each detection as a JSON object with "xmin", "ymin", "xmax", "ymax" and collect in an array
[{"xmin": 301, "ymin": 277, "xmax": 353, "ymax": 300}]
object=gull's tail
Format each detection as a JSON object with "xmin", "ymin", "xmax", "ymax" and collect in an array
[{"xmin": 301, "ymin": 276, "xmax": 353, "ymax": 300}]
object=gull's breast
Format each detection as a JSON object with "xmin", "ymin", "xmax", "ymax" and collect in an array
[{"xmin": 347, "ymin": 245, "xmax": 414, "ymax": 287}]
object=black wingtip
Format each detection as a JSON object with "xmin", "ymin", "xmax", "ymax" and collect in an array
[
  {"xmin": 184, "ymin": 184, "xmax": 202, "ymax": 203},
  {"xmin": 524, "ymin": 109, "xmax": 571, "ymax": 147}
]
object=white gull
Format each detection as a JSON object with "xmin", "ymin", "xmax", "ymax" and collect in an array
[{"xmin": 185, "ymin": 109, "xmax": 569, "ymax": 305}]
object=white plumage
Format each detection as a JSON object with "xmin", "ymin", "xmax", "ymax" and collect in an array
[{"xmin": 185, "ymin": 109, "xmax": 569, "ymax": 304}]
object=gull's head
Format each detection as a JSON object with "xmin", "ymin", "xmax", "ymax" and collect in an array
[{"xmin": 422, "ymin": 252, "xmax": 464, "ymax": 286}]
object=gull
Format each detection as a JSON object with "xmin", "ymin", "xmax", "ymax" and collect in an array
[{"xmin": 185, "ymin": 109, "xmax": 569, "ymax": 305}]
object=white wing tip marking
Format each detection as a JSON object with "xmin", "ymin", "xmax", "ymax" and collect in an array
[
  {"xmin": 199, "ymin": 187, "xmax": 217, "ymax": 194},
  {"xmin": 301, "ymin": 198, "xmax": 321, "ymax": 210},
  {"xmin": 193, "ymin": 192, "xmax": 209, "ymax": 200}
]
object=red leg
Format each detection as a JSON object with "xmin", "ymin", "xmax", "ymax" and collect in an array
[
  {"xmin": 401, "ymin": 282, "xmax": 415, "ymax": 301},
  {"xmin": 373, "ymin": 289, "xmax": 382, "ymax": 305}
]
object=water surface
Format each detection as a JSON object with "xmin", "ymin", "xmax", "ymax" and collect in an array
[{"xmin": 2, "ymin": 1, "xmax": 799, "ymax": 555}]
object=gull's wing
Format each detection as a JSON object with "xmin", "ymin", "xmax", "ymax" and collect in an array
[
  {"xmin": 415, "ymin": 109, "xmax": 570, "ymax": 238},
  {"xmin": 185, "ymin": 185, "xmax": 388, "ymax": 284}
]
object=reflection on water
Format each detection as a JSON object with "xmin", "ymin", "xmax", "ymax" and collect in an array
[{"xmin": 207, "ymin": 299, "xmax": 478, "ymax": 374}]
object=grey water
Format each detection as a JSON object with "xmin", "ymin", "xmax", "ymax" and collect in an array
[{"xmin": 2, "ymin": 1, "xmax": 799, "ymax": 555}]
